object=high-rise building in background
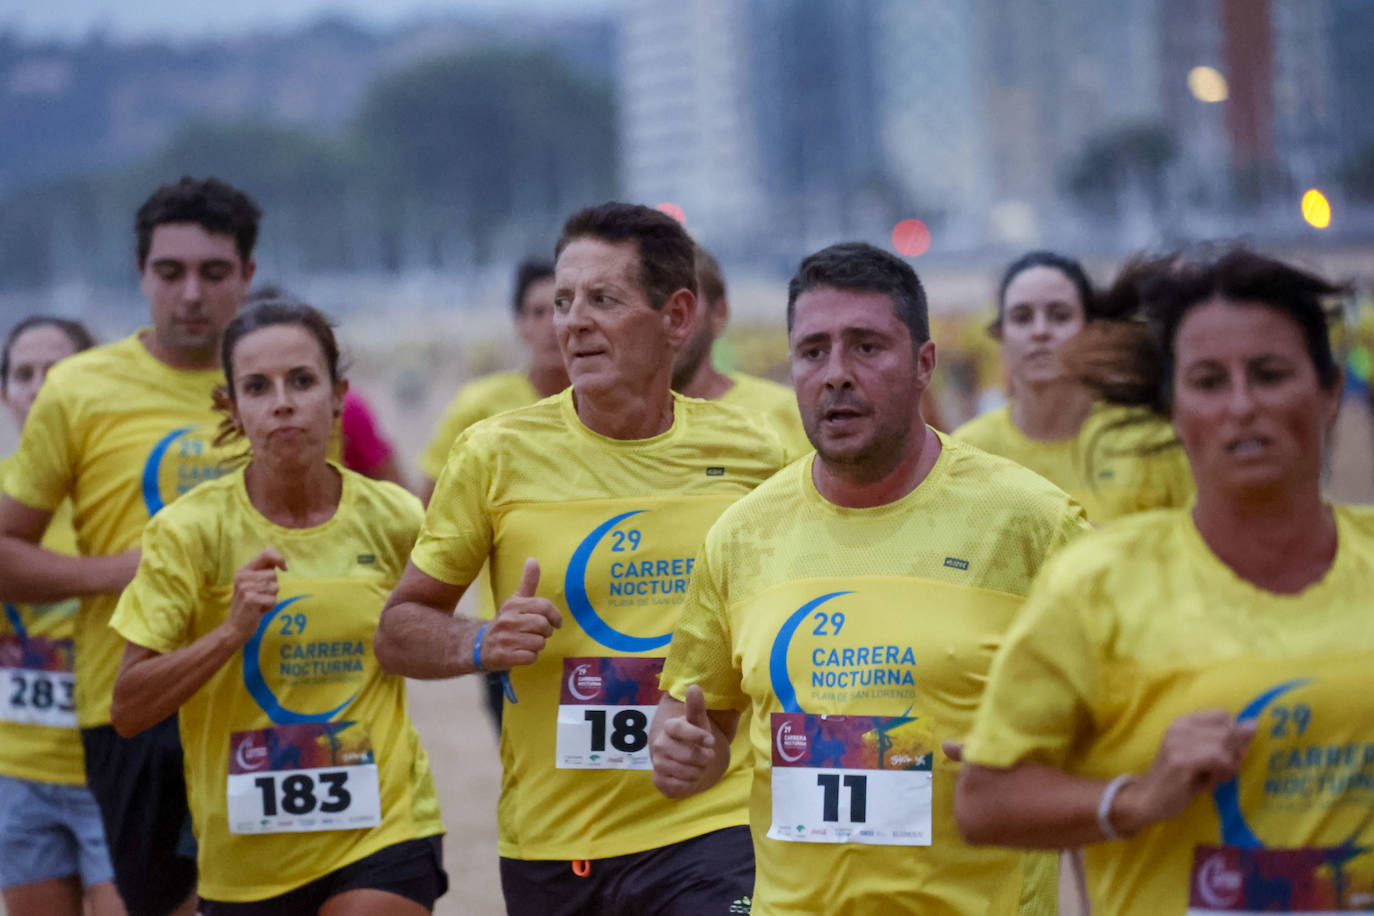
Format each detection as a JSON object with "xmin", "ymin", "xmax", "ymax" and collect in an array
[
  {"xmin": 619, "ymin": 0, "xmax": 765, "ymax": 248},
  {"xmin": 617, "ymin": 0, "xmax": 1362, "ymax": 255},
  {"xmin": 1329, "ymin": 0, "xmax": 1374, "ymax": 167}
]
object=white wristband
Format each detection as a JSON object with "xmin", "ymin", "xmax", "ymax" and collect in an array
[{"xmin": 1096, "ymin": 774, "xmax": 1135, "ymax": 841}]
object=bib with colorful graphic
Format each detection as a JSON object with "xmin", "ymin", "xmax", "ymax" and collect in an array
[
  {"xmin": 556, "ymin": 657, "xmax": 663, "ymax": 770},
  {"xmin": 226, "ymin": 721, "xmax": 381, "ymax": 834},
  {"xmin": 768, "ymin": 712, "xmax": 933, "ymax": 845}
]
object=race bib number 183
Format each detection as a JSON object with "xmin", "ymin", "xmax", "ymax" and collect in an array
[
  {"xmin": 768, "ymin": 712, "xmax": 933, "ymax": 846},
  {"xmin": 556, "ymin": 657, "xmax": 664, "ymax": 770},
  {"xmin": 226, "ymin": 722, "xmax": 381, "ymax": 834}
]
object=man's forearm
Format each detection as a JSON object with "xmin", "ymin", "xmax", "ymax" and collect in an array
[
  {"xmin": 0, "ymin": 537, "xmax": 134, "ymax": 603},
  {"xmin": 375, "ymin": 601, "xmax": 484, "ymax": 679}
]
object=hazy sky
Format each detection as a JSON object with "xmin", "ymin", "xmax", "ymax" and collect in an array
[{"xmin": 3, "ymin": 0, "xmax": 609, "ymax": 41}]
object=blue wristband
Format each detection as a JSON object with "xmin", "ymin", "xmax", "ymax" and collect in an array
[{"xmin": 472, "ymin": 624, "xmax": 489, "ymax": 673}]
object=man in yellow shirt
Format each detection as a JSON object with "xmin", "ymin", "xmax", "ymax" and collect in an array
[
  {"xmin": 0, "ymin": 176, "xmax": 260, "ymax": 916},
  {"xmin": 650, "ymin": 242, "xmax": 1088, "ymax": 915},
  {"xmin": 376, "ymin": 202, "xmax": 789, "ymax": 915},
  {"xmin": 673, "ymin": 244, "xmax": 810, "ymax": 456}
]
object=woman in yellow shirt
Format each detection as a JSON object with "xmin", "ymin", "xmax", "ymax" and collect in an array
[
  {"xmin": 0, "ymin": 316, "xmax": 123, "ymax": 916},
  {"xmin": 954, "ymin": 251, "xmax": 1192, "ymax": 523},
  {"xmin": 109, "ymin": 300, "xmax": 445, "ymax": 915},
  {"xmin": 956, "ymin": 248, "xmax": 1373, "ymax": 915}
]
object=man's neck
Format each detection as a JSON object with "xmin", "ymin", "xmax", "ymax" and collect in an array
[
  {"xmin": 572, "ymin": 385, "xmax": 676, "ymax": 440},
  {"xmin": 139, "ymin": 329, "xmax": 219, "ymax": 371},
  {"xmin": 813, "ymin": 424, "xmax": 941, "ymax": 509},
  {"xmin": 676, "ymin": 363, "xmax": 735, "ymax": 400}
]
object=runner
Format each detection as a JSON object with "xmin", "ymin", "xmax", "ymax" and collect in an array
[
  {"xmin": 416, "ymin": 259, "xmax": 569, "ymax": 731},
  {"xmin": 956, "ymin": 248, "xmax": 1373, "ymax": 915},
  {"xmin": 375, "ymin": 202, "xmax": 789, "ymax": 916},
  {"xmin": 109, "ymin": 299, "xmax": 445, "ymax": 914},
  {"xmin": 0, "ymin": 176, "xmax": 260, "ymax": 916},
  {"xmin": 0, "ymin": 317, "xmax": 124, "ymax": 916},
  {"xmin": 651, "ymin": 241, "xmax": 1088, "ymax": 915},
  {"xmin": 953, "ymin": 251, "xmax": 1193, "ymax": 523},
  {"xmin": 673, "ymin": 244, "xmax": 809, "ymax": 455},
  {"xmin": 418, "ymin": 260, "xmax": 568, "ymax": 502}
]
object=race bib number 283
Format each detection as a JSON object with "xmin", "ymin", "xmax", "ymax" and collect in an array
[
  {"xmin": 0, "ymin": 634, "xmax": 76, "ymax": 729},
  {"xmin": 226, "ymin": 722, "xmax": 381, "ymax": 834},
  {"xmin": 768, "ymin": 712, "xmax": 933, "ymax": 846}
]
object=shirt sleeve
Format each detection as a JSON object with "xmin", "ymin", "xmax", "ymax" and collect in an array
[
  {"xmin": 961, "ymin": 546, "xmax": 1106, "ymax": 770},
  {"xmin": 409, "ymin": 427, "xmax": 495, "ymax": 588},
  {"xmin": 419, "ymin": 390, "xmax": 477, "ymax": 482},
  {"xmin": 660, "ymin": 536, "xmax": 747, "ymax": 712},
  {"xmin": 3, "ymin": 376, "xmax": 77, "ymax": 513},
  {"xmin": 109, "ymin": 511, "xmax": 204, "ymax": 655},
  {"xmin": 1048, "ymin": 496, "xmax": 1092, "ymax": 558}
]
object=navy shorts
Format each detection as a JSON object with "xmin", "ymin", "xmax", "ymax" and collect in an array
[
  {"xmin": 81, "ymin": 716, "xmax": 196, "ymax": 916},
  {"xmin": 198, "ymin": 836, "xmax": 448, "ymax": 915},
  {"xmin": 499, "ymin": 826, "xmax": 754, "ymax": 916}
]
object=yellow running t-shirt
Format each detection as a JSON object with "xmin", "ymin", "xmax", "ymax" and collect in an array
[
  {"xmin": 3, "ymin": 332, "xmax": 233, "ymax": 727},
  {"xmin": 952, "ymin": 405, "xmax": 1193, "ymax": 524},
  {"xmin": 721, "ymin": 372, "xmax": 810, "ymax": 458},
  {"xmin": 660, "ymin": 433, "xmax": 1089, "ymax": 915},
  {"xmin": 418, "ymin": 371, "xmax": 540, "ymax": 481},
  {"xmin": 965, "ymin": 506, "xmax": 1374, "ymax": 916},
  {"xmin": 0, "ymin": 456, "xmax": 84, "ymax": 785},
  {"xmin": 412, "ymin": 389, "xmax": 788, "ymax": 860},
  {"xmin": 110, "ymin": 466, "xmax": 443, "ymax": 903}
]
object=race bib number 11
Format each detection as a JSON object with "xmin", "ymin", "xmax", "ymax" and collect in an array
[
  {"xmin": 226, "ymin": 722, "xmax": 381, "ymax": 834},
  {"xmin": 0, "ymin": 634, "xmax": 76, "ymax": 729},
  {"xmin": 556, "ymin": 657, "xmax": 663, "ymax": 770},
  {"xmin": 768, "ymin": 712, "xmax": 933, "ymax": 846}
]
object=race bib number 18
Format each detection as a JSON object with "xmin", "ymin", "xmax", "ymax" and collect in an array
[
  {"xmin": 556, "ymin": 657, "xmax": 663, "ymax": 770},
  {"xmin": 768, "ymin": 712, "xmax": 933, "ymax": 846},
  {"xmin": 226, "ymin": 722, "xmax": 381, "ymax": 834},
  {"xmin": 0, "ymin": 634, "xmax": 76, "ymax": 729}
]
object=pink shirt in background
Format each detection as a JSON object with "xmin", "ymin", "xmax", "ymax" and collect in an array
[{"xmin": 340, "ymin": 389, "xmax": 395, "ymax": 477}]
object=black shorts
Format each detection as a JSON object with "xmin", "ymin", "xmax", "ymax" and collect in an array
[
  {"xmin": 484, "ymin": 671, "xmax": 505, "ymax": 732},
  {"xmin": 81, "ymin": 716, "xmax": 197, "ymax": 916},
  {"xmin": 199, "ymin": 835, "xmax": 447, "ymax": 915},
  {"xmin": 499, "ymin": 826, "xmax": 753, "ymax": 916}
]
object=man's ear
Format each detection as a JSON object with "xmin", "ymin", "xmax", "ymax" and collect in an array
[{"xmin": 663, "ymin": 288, "xmax": 698, "ymax": 350}]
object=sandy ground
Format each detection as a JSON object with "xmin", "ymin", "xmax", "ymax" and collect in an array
[{"xmin": 407, "ymin": 659, "xmax": 505, "ymax": 915}]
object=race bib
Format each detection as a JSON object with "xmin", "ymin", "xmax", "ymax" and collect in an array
[
  {"xmin": 1188, "ymin": 845, "xmax": 1374, "ymax": 913},
  {"xmin": 767, "ymin": 712, "xmax": 933, "ymax": 846},
  {"xmin": 0, "ymin": 634, "xmax": 76, "ymax": 728},
  {"xmin": 226, "ymin": 722, "xmax": 381, "ymax": 834},
  {"xmin": 555, "ymin": 657, "xmax": 662, "ymax": 770}
]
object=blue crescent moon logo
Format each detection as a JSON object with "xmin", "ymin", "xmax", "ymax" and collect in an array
[
  {"xmin": 565, "ymin": 510, "xmax": 675, "ymax": 652},
  {"xmin": 768, "ymin": 592, "xmax": 853, "ymax": 714},
  {"xmin": 242, "ymin": 595, "xmax": 359, "ymax": 725},
  {"xmin": 141, "ymin": 427, "xmax": 194, "ymax": 516},
  {"xmin": 1212, "ymin": 678, "xmax": 1312, "ymax": 848}
]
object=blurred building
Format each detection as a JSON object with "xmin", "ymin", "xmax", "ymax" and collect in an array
[
  {"xmin": 618, "ymin": 0, "xmax": 766, "ymax": 247},
  {"xmin": 616, "ymin": 0, "xmax": 1362, "ymax": 255}
]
